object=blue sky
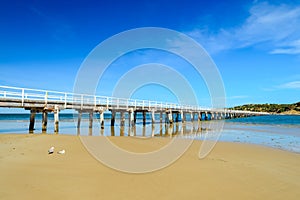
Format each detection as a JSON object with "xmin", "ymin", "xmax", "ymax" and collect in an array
[{"xmin": 0, "ymin": 0, "xmax": 300, "ymax": 109}]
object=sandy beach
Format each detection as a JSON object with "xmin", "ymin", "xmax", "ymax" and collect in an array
[{"xmin": 0, "ymin": 134, "xmax": 299, "ymax": 200}]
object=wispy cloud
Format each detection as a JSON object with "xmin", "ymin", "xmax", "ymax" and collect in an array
[
  {"xmin": 187, "ymin": 2, "xmax": 300, "ymax": 55},
  {"xmin": 227, "ymin": 95, "xmax": 249, "ymax": 100},
  {"xmin": 278, "ymin": 81, "xmax": 300, "ymax": 89}
]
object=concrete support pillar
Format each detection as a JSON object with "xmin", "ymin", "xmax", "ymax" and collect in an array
[
  {"xmin": 160, "ymin": 112, "xmax": 163, "ymax": 124},
  {"xmin": 198, "ymin": 112, "xmax": 202, "ymax": 121},
  {"xmin": 54, "ymin": 106, "xmax": 59, "ymax": 133},
  {"xmin": 29, "ymin": 109, "xmax": 36, "ymax": 133},
  {"xmin": 190, "ymin": 112, "xmax": 193, "ymax": 122},
  {"xmin": 111, "ymin": 111, "xmax": 115, "ymax": 126},
  {"xmin": 42, "ymin": 111, "xmax": 48, "ymax": 133},
  {"xmin": 204, "ymin": 112, "xmax": 208, "ymax": 121}
]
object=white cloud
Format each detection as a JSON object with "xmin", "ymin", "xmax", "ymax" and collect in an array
[
  {"xmin": 270, "ymin": 40, "xmax": 300, "ymax": 54},
  {"xmin": 187, "ymin": 2, "xmax": 300, "ymax": 55},
  {"xmin": 278, "ymin": 81, "xmax": 300, "ymax": 89}
]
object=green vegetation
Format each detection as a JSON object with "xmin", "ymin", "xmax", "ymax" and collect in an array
[{"xmin": 231, "ymin": 102, "xmax": 300, "ymax": 114}]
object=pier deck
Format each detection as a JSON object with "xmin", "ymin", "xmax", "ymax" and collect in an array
[{"xmin": 0, "ymin": 86, "xmax": 269, "ymax": 133}]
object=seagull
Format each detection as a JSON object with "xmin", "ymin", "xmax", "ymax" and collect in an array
[
  {"xmin": 57, "ymin": 149, "xmax": 65, "ymax": 154},
  {"xmin": 48, "ymin": 147, "xmax": 54, "ymax": 154}
]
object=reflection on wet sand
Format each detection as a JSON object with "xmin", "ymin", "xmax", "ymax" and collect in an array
[{"xmin": 81, "ymin": 120, "xmax": 212, "ymax": 138}]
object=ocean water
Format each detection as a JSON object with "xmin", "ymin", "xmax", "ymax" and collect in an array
[{"xmin": 0, "ymin": 113, "xmax": 299, "ymax": 153}]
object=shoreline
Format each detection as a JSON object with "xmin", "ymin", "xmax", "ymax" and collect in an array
[
  {"xmin": 1, "ymin": 120, "xmax": 300, "ymax": 154},
  {"xmin": 1, "ymin": 134, "xmax": 300, "ymax": 199}
]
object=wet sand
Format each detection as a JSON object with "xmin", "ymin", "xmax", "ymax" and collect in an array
[{"xmin": 0, "ymin": 134, "xmax": 299, "ymax": 200}]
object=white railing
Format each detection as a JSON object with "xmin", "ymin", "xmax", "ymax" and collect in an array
[
  {"xmin": 0, "ymin": 85, "xmax": 210, "ymax": 111},
  {"xmin": 0, "ymin": 85, "xmax": 269, "ymax": 115}
]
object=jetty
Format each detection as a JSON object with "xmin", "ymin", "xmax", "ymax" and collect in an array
[{"xmin": 0, "ymin": 86, "xmax": 269, "ymax": 133}]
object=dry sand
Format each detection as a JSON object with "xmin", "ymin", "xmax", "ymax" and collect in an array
[{"xmin": 0, "ymin": 134, "xmax": 299, "ymax": 200}]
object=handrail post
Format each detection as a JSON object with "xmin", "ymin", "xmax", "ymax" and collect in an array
[
  {"xmin": 106, "ymin": 97, "xmax": 109, "ymax": 110},
  {"xmin": 64, "ymin": 93, "xmax": 67, "ymax": 108},
  {"xmin": 45, "ymin": 91, "xmax": 48, "ymax": 105},
  {"xmin": 21, "ymin": 88, "xmax": 25, "ymax": 106},
  {"xmin": 81, "ymin": 95, "xmax": 83, "ymax": 110}
]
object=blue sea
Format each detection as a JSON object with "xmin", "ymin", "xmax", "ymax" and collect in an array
[{"xmin": 0, "ymin": 113, "xmax": 299, "ymax": 153}]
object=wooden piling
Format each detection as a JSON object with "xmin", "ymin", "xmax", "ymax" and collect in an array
[
  {"xmin": 175, "ymin": 112, "xmax": 179, "ymax": 123},
  {"xmin": 120, "ymin": 112, "xmax": 125, "ymax": 126},
  {"xmin": 204, "ymin": 112, "xmax": 208, "ymax": 121},
  {"xmin": 168, "ymin": 110, "xmax": 173, "ymax": 124},
  {"xmin": 89, "ymin": 112, "xmax": 93, "ymax": 129},
  {"xmin": 42, "ymin": 111, "xmax": 48, "ymax": 133},
  {"xmin": 198, "ymin": 112, "xmax": 201, "ymax": 121},
  {"xmin": 111, "ymin": 111, "xmax": 115, "ymax": 126},
  {"xmin": 29, "ymin": 109, "xmax": 36, "ymax": 133},
  {"xmin": 120, "ymin": 125, "xmax": 125, "ymax": 136},
  {"xmin": 160, "ymin": 112, "xmax": 163, "ymax": 124},
  {"xmin": 77, "ymin": 111, "xmax": 82, "ymax": 129},
  {"xmin": 129, "ymin": 109, "xmax": 134, "ymax": 127},
  {"xmin": 110, "ymin": 126, "xmax": 115, "ymax": 136},
  {"xmin": 54, "ymin": 106, "xmax": 59, "ymax": 133}
]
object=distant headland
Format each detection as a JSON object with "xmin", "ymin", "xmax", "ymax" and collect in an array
[{"xmin": 231, "ymin": 102, "xmax": 300, "ymax": 115}]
